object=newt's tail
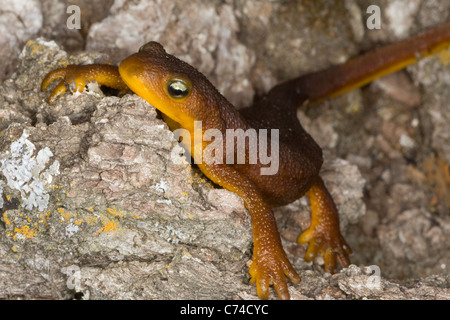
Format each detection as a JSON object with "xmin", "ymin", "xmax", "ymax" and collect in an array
[{"xmin": 292, "ymin": 22, "xmax": 450, "ymax": 104}]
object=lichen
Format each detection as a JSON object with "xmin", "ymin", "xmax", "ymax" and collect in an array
[
  {"xmin": 13, "ymin": 225, "xmax": 37, "ymax": 240},
  {"xmin": 0, "ymin": 130, "xmax": 60, "ymax": 212},
  {"xmin": 0, "ymin": 180, "xmax": 3, "ymax": 208},
  {"xmin": 96, "ymin": 219, "xmax": 119, "ymax": 234},
  {"xmin": 65, "ymin": 223, "xmax": 80, "ymax": 237},
  {"xmin": 151, "ymin": 179, "xmax": 169, "ymax": 193}
]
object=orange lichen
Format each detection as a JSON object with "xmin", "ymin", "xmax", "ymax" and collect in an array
[
  {"xmin": 13, "ymin": 225, "xmax": 37, "ymax": 240},
  {"xmin": 84, "ymin": 215, "xmax": 99, "ymax": 225},
  {"xmin": 107, "ymin": 207, "xmax": 125, "ymax": 218},
  {"xmin": 57, "ymin": 207, "xmax": 79, "ymax": 220},
  {"xmin": 97, "ymin": 219, "xmax": 119, "ymax": 235},
  {"xmin": 2, "ymin": 212, "xmax": 11, "ymax": 225},
  {"xmin": 37, "ymin": 211, "xmax": 52, "ymax": 224},
  {"xmin": 3, "ymin": 199, "xmax": 140, "ymax": 241},
  {"xmin": 103, "ymin": 220, "xmax": 118, "ymax": 231}
]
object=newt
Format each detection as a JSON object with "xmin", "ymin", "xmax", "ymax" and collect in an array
[{"xmin": 41, "ymin": 22, "xmax": 450, "ymax": 300}]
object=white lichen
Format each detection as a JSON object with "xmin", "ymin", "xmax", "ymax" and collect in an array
[
  {"xmin": 65, "ymin": 222, "xmax": 80, "ymax": 237},
  {"xmin": 0, "ymin": 130, "xmax": 60, "ymax": 211},
  {"xmin": 156, "ymin": 199, "xmax": 172, "ymax": 205},
  {"xmin": 151, "ymin": 179, "xmax": 169, "ymax": 193},
  {"xmin": 154, "ymin": 221, "xmax": 184, "ymax": 244}
]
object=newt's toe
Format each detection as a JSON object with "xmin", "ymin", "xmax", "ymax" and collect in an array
[
  {"xmin": 298, "ymin": 228, "xmax": 351, "ymax": 273},
  {"xmin": 249, "ymin": 247, "xmax": 300, "ymax": 300}
]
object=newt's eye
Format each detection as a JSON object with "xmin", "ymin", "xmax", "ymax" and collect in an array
[{"xmin": 167, "ymin": 80, "xmax": 190, "ymax": 99}]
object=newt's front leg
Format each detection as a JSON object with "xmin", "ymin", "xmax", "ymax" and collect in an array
[
  {"xmin": 247, "ymin": 200, "xmax": 301, "ymax": 300},
  {"xmin": 41, "ymin": 64, "xmax": 129, "ymax": 103},
  {"xmin": 198, "ymin": 163, "xmax": 300, "ymax": 300},
  {"xmin": 298, "ymin": 176, "xmax": 351, "ymax": 272}
]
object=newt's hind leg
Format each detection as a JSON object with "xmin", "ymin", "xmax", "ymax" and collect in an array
[{"xmin": 297, "ymin": 176, "xmax": 351, "ymax": 273}]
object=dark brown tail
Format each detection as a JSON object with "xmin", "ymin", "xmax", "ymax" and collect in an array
[{"xmin": 283, "ymin": 22, "xmax": 450, "ymax": 105}]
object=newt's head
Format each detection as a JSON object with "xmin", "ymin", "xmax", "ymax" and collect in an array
[{"xmin": 119, "ymin": 41, "xmax": 221, "ymax": 130}]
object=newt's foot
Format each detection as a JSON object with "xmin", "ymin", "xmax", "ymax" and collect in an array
[
  {"xmin": 248, "ymin": 246, "xmax": 300, "ymax": 300},
  {"xmin": 41, "ymin": 64, "xmax": 126, "ymax": 104},
  {"xmin": 41, "ymin": 65, "xmax": 87, "ymax": 104},
  {"xmin": 297, "ymin": 227, "xmax": 351, "ymax": 273}
]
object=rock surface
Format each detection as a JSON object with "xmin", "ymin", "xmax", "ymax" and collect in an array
[{"xmin": 0, "ymin": 0, "xmax": 449, "ymax": 300}]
